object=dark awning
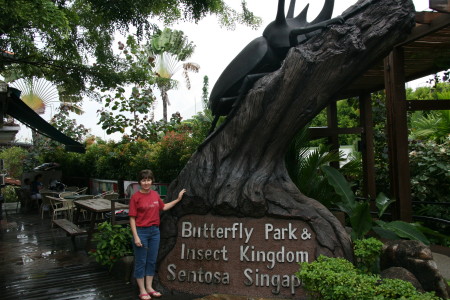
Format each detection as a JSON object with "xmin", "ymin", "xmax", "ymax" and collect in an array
[{"xmin": 5, "ymin": 87, "xmax": 85, "ymax": 153}]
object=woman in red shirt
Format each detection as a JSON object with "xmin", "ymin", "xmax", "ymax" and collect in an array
[{"xmin": 129, "ymin": 169, "xmax": 186, "ymax": 300}]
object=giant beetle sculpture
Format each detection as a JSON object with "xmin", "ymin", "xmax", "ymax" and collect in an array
[{"xmin": 207, "ymin": 0, "xmax": 373, "ymax": 133}]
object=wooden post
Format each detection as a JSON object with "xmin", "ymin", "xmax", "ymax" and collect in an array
[
  {"xmin": 359, "ymin": 93, "xmax": 377, "ymax": 204},
  {"xmin": 327, "ymin": 101, "xmax": 340, "ymax": 169},
  {"xmin": 384, "ymin": 48, "xmax": 412, "ymax": 222}
]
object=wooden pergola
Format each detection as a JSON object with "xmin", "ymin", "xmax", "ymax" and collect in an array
[{"xmin": 310, "ymin": 1, "xmax": 450, "ymax": 222}]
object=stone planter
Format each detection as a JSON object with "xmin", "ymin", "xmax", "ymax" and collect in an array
[{"xmin": 110, "ymin": 255, "xmax": 134, "ymax": 283}]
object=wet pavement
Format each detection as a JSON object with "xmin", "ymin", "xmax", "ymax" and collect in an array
[{"xmin": 0, "ymin": 209, "xmax": 197, "ymax": 300}]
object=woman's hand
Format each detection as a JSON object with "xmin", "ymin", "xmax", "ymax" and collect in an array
[
  {"xmin": 134, "ymin": 238, "xmax": 143, "ymax": 247},
  {"xmin": 178, "ymin": 189, "xmax": 187, "ymax": 201}
]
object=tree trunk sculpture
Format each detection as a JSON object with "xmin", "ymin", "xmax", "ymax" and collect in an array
[{"xmin": 160, "ymin": 0, "xmax": 416, "ymax": 261}]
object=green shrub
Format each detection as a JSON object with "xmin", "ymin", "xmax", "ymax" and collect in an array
[
  {"xmin": 1, "ymin": 186, "xmax": 18, "ymax": 203},
  {"xmin": 0, "ymin": 146, "xmax": 28, "ymax": 178},
  {"xmin": 89, "ymin": 222, "xmax": 133, "ymax": 270},
  {"xmin": 409, "ymin": 139, "xmax": 450, "ymax": 235},
  {"xmin": 296, "ymin": 255, "xmax": 442, "ymax": 300},
  {"xmin": 297, "ymin": 256, "xmax": 378, "ymax": 300},
  {"xmin": 354, "ymin": 237, "xmax": 383, "ymax": 274}
]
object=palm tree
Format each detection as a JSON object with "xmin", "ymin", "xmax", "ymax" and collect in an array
[{"xmin": 147, "ymin": 28, "xmax": 199, "ymax": 121}]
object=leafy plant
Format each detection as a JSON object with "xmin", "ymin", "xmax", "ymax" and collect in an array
[
  {"xmin": 286, "ymin": 126, "xmax": 347, "ymax": 208},
  {"xmin": 297, "ymin": 255, "xmax": 442, "ymax": 300},
  {"xmin": 321, "ymin": 165, "xmax": 429, "ymax": 244},
  {"xmin": 89, "ymin": 222, "xmax": 133, "ymax": 270},
  {"xmin": 353, "ymin": 237, "xmax": 383, "ymax": 274},
  {"xmin": 0, "ymin": 146, "xmax": 29, "ymax": 178},
  {"xmin": 1, "ymin": 186, "xmax": 19, "ymax": 203},
  {"xmin": 1, "ymin": 0, "xmax": 260, "ymax": 101},
  {"xmin": 408, "ymin": 138, "xmax": 450, "ymax": 234}
]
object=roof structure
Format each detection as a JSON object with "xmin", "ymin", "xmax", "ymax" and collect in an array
[{"xmin": 337, "ymin": 11, "xmax": 450, "ymax": 100}]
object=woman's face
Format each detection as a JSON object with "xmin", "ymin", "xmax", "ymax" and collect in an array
[{"xmin": 140, "ymin": 178, "xmax": 153, "ymax": 190}]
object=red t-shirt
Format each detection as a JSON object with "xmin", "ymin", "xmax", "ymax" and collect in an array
[{"xmin": 128, "ymin": 190, "xmax": 165, "ymax": 227}]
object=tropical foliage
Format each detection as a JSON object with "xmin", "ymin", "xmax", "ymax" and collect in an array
[
  {"xmin": 40, "ymin": 112, "xmax": 210, "ymax": 183},
  {"xmin": 148, "ymin": 28, "xmax": 200, "ymax": 121},
  {"xmin": 0, "ymin": 0, "xmax": 260, "ymax": 100},
  {"xmin": 89, "ymin": 222, "xmax": 133, "ymax": 270},
  {"xmin": 0, "ymin": 146, "xmax": 29, "ymax": 178}
]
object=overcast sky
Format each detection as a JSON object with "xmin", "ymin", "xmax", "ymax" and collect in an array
[{"xmin": 15, "ymin": 0, "xmax": 432, "ymax": 142}]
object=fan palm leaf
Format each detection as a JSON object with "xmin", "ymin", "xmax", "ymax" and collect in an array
[{"xmin": 9, "ymin": 77, "xmax": 58, "ymax": 114}]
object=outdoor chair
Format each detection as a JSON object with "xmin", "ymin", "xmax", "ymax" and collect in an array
[
  {"xmin": 65, "ymin": 186, "xmax": 79, "ymax": 192},
  {"xmin": 76, "ymin": 187, "xmax": 88, "ymax": 194},
  {"xmin": 110, "ymin": 198, "xmax": 130, "ymax": 225},
  {"xmin": 102, "ymin": 193, "xmax": 119, "ymax": 200},
  {"xmin": 59, "ymin": 191, "xmax": 78, "ymax": 199},
  {"xmin": 39, "ymin": 192, "xmax": 55, "ymax": 219},
  {"xmin": 48, "ymin": 196, "xmax": 74, "ymax": 223},
  {"xmin": 93, "ymin": 190, "xmax": 116, "ymax": 199}
]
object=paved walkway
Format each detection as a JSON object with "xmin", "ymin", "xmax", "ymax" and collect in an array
[{"xmin": 432, "ymin": 252, "xmax": 450, "ymax": 280}]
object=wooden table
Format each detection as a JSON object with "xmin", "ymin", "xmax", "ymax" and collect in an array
[{"xmin": 73, "ymin": 198, "xmax": 129, "ymax": 251}]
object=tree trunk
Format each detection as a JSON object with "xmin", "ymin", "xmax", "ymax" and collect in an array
[
  {"xmin": 161, "ymin": 0, "xmax": 416, "ymax": 260},
  {"xmin": 161, "ymin": 86, "xmax": 169, "ymax": 122}
]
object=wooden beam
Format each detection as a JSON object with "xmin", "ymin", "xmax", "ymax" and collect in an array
[
  {"xmin": 415, "ymin": 11, "xmax": 447, "ymax": 24},
  {"xmin": 359, "ymin": 93, "xmax": 377, "ymax": 203},
  {"xmin": 384, "ymin": 48, "xmax": 412, "ymax": 222},
  {"xmin": 397, "ymin": 13, "xmax": 450, "ymax": 46},
  {"xmin": 406, "ymin": 99, "xmax": 450, "ymax": 111},
  {"xmin": 308, "ymin": 127, "xmax": 363, "ymax": 139},
  {"xmin": 430, "ymin": 0, "xmax": 450, "ymax": 13}
]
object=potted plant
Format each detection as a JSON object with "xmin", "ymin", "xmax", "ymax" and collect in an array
[
  {"xmin": 89, "ymin": 221, "xmax": 134, "ymax": 281},
  {"xmin": 2, "ymin": 186, "xmax": 20, "ymax": 212}
]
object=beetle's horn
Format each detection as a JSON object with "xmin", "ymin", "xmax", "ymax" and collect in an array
[
  {"xmin": 310, "ymin": 0, "xmax": 334, "ymax": 24},
  {"xmin": 294, "ymin": 3, "xmax": 309, "ymax": 25},
  {"xmin": 287, "ymin": 0, "xmax": 296, "ymax": 18},
  {"xmin": 275, "ymin": 0, "xmax": 287, "ymax": 24}
]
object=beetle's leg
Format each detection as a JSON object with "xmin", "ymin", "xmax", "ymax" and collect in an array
[
  {"xmin": 207, "ymin": 97, "xmax": 237, "ymax": 134},
  {"xmin": 289, "ymin": 0, "xmax": 376, "ymax": 46},
  {"xmin": 208, "ymin": 73, "xmax": 270, "ymax": 134},
  {"xmin": 208, "ymin": 115, "xmax": 221, "ymax": 135},
  {"xmin": 237, "ymin": 73, "xmax": 268, "ymax": 100},
  {"xmin": 289, "ymin": 16, "xmax": 345, "ymax": 46}
]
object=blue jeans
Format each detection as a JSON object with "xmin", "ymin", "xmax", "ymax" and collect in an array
[{"xmin": 133, "ymin": 226, "xmax": 160, "ymax": 278}]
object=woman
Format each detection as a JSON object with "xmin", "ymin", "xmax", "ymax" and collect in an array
[{"xmin": 129, "ymin": 169, "xmax": 186, "ymax": 300}]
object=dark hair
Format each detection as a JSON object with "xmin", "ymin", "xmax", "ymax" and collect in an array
[
  {"xmin": 138, "ymin": 169, "xmax": 155, "ymax": 183},
  {"xmin": 34, "ymin": 174, "xmax": 42, "ymax": 181}
]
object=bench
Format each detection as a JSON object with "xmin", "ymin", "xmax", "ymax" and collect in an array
[{"xmin": 53, "ymin": 219, "xmax": 87, "ymax": 236}]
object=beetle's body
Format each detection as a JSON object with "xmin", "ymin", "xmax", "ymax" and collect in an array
[
  {"xmin": 207, "ymin": 0, "xmax": 373, "ymax": 133},
  {"xmin": 209, "ymin": 36, "xmax": 281, "ymax": 116},
  {"xmin": 209, "ymin": 0, "xmax": 335, "ymax": 120}
]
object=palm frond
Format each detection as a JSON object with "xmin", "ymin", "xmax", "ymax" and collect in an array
[
  {"xmin": 182, "ymin": 62, "xmax": 200, "ymax": 90},
  {"xmin": 9, "ymin": 77, "xmax": 59, "ymax": 114}
]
